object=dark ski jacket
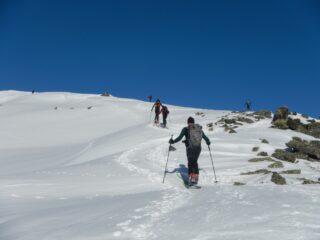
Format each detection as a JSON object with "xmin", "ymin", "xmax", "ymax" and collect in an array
[
  {"xmin": 172, "ymin": 126, "xmax": 211, "ymax": 147},
  {"xmin": 160, "ymin": 107, "xmax": 169, "ymax": 117}
]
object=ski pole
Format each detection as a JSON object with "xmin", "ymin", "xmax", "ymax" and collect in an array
[
  {"xmin": 162, "ymin": 135, "xmax": 173, "ymax": 183},
  {"xmin": 208, "ymin": 145, "xmax": 218, "ymax": 183}
]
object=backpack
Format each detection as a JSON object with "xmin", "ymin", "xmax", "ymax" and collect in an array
[
  {"xmin": 163, "ymin": 106, "xmax": 169, "ymax": 115},
  {"xmin": 188, "ymin": 124, "xmax": 203, "ymax": 148}
]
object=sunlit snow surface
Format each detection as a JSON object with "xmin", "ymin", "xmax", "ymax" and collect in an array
[{"xmin": 0, "ymin": 91, "xmax": 319, "ymax": 240}]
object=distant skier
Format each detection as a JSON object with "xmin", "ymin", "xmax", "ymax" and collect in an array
[
  {"xmin": 147, "ymin": 95, "xmax": 153, "ymax": 102},
  {"xmin": 151, "ymin": 99, "xmax": 162, "ymax": 124},
  {"xmin": 245, "ymin": 99, "xmax": 251, "ymax": 111},
  {"xmin": 160, "ymin": 105, "xmax": 170, "ymax": 128},
  {"xmin": 169, "ymin": 117, "xmax": 211, "ymax": 185},
  {"xmin": 32, "ymin": 90, "xmax": 35, "ymax": 94}
]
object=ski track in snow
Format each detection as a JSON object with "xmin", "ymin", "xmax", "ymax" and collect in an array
[{"xmin": 114, "ymin": 140, "xmax": 192, "ymax": 239}]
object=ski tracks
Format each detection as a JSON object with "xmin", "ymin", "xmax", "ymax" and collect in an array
[{"xmin": 113, "ymin": 139, "xmax": 192, "ymax": 239}]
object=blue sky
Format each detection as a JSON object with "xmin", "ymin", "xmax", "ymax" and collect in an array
[{"xmin": 1, "ymin": 0, "xmax": 319, "ymax": 117}]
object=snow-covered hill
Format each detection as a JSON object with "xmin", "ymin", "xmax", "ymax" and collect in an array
[{"xmin": 0, "ymin": 91, "xmax": 319, "ymax": 240}]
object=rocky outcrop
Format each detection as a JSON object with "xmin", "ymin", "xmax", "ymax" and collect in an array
[
  {"xmin": 248, "ymin": 157, "xmax": 274, "ymax": 162},
  {"xmin": 234, "ymin": 182, "xmax": 246, "ymax": 186},
  {"xmin": 236, "ymin": 117, "xmax": 254, "ymax": 124},
  {"xmin": 241, "ymin": 169, "xmax": 271, "ymax": 175},
  {"xmin": 286, "ymin": 137, "xmax": 320, "ymax": 161},
  {"xmin": 271, "ymin": 107, "xmax": 320, "ymax": 139},
  {"xmin": 298, "ymin": 178, "xmax": 320, "ymax": 184},
  {"xmin": 268, "ymin": 161, "xmax": 284, "ymax": 168},
  {"xmin": 271, "ymin": 172, "xmax": 286, "ymax": 185},
  {"xmin": 257, "ymin": 152, "xmax": 268, "ymax": 156},
  {"xmin": 273, "ymin": 106, "xmax": 289, "ymax": 122},
  {"xmin": 272, "ymin": 149, "xmax": 296, "ymax": 163},
  {"xmin": 281, "ymin": 169, "xmax": 301, "ymax": 174},
  {"xmin": 254, "ymin": 110, "xmax": 272, "ymax": 119},
  {"xmin": 272, "ymin": 119, "xmax": 289, "ymax": 129},
  {"xmin": 252, "ymin": 147, "xmax": 259, "ymax": 152}
]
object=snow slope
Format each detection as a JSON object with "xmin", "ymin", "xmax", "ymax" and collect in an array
[{"xmin": 0, "ymin": 91, "xmax": 319, "ymax": 240}]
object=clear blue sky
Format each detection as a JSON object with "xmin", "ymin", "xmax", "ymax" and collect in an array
[{"xmin": 1, "ymin": 0, "xmax": 319, "ymax": 116}]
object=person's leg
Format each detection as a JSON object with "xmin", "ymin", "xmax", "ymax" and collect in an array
[
  {"xmin": 187, "ymin": 147, "xmax": 201, "ymax": 183},
  {"xmin": 163, "ymin": 116, "xmax": 167, "ymax": 127},
  {"xmin": 154, "ymin": 112, "xmax": 159, "ymax": 123},
  {"xmin": 193, "ymin": 147, "xmax": 201, "ymax": 183}
]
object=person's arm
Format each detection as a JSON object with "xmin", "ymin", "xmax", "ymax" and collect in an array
[
  {"xmin": 202, "ymin": 131, "xmax": 211, "ymax": 145},
  {"xmin": 170, "ymin": 128, "xmax": 187, "ymax": 144},
  {"xmin": 151, "ymin": 103, "xmax": 155, "ymax": 112}
]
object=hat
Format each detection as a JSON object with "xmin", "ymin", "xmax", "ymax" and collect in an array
[{"xmin": 187, "ymin": 117, "xmax": 195, "ymax": 124}]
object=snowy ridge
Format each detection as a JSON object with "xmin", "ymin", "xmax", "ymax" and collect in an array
[{"xmin": 0, "ymin": 91, "xmax": 319, "ymax": 240}]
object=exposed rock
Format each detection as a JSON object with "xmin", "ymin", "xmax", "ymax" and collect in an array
[
  {"xmin": 241, "ymin": 169, "xmax": 271, "ymax": 175},
  {"xmin": 307, "ymin": 119, "xmax": 316, "ymax": 124},
  {"xmin": 224, "ymin": 118, "xmax": 237, "ymax": 124},
  {"xmin": 298, "ymin": 178, "xmax": 320, "ymax": 184},
  {"xmin": 271, "ymin": 172, "xmax": 286, "ymax": 185},
  {"xmin": 248, "ymin": 157, "xmax": 274, "ymax": 162},
  {"xmin": 254, "ymin": 110, "xmax": 272, "ymax": 119},
  {"xmin": 287, "ymin": 118, "xmax": 302, "ymax": 131},
  {"xmin": 273, "ymin": 119, "xmax": 289, "ymax": 129},
  {"xmin": 274, "ymin": 115, "xmax": 320, "ymax": 139},
  {"xmin": 273, "ymin": 106, "xmax": 289, "ymax": 122},
  {"xmin": 208, "ymin": 127, "xmax": 214, "ymax": 132},
  {"xmin": 261, "ymin": 139, "xmax": 269, "ymax": 144},
  {"xmin": 281, "ymin": 169, "xmax": 301, "ymax": 174},
  {"xmin": 268, "ymin": 161, "xmax": 284, "ymax": 168},
  {"xmin": 257, "ymin": 152, "xmax": 268, "ymax": 157},
  {"xmin": 195, "ymin": 112, "xmax": 205, "ymax": 116},
  {"xmin": 286, "ymin": 137, "xmax": 320, "ymax": 160},
  {"xmin": 293, "ymin": 152, "xmax": 309, "ymax": 160},
  {"xmin": 207, "ymin": 123, "xmax": 213, "ymax": 128},
  {"xmin": 234, "ymin": 182, "xmax": 246, "ymax": 186},
  {"xmin": 306, "ymin": 122, "xmax": 320, "ymax": 138},
  {"xmin": 236, "ymin": 117, "xmax": 254, "ymax": 124},
  {"xmin": 87, "ymin": 106, "xmax": 93, "ymax": 110},
  {"xmin": 272, "ymin": 149, "xmax": 296, "ymax": 163},
  {"xmin": 229, "ymin": 129, "xmax": 237, "ymax": 134},
  {"xmin": 101, "ymin": 92, "xmax": 110, "ymax": 97},
  {"xmin": 252, "ymin": 147, "xmax": 259, "ymax": 152}
]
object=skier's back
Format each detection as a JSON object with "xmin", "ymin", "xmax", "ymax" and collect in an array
[{"xmin": 151, "ymin": 99, "xmax": 162, "ymax": 124}]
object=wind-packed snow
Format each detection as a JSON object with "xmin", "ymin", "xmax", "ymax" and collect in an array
[{"xmin": 0, "ymin": 91, "xmax": 319, "ymax": 240}]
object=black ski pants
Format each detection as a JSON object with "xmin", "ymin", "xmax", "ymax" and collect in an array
[
  {"xmin": 162, "ymin": 115, "xmax": 167, "ymax": 127},
  {"xmin": 186, "ymin": 146, "xmax": 201, "ymax": 175}
]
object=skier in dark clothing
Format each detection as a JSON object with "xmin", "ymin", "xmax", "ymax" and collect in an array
[
  {"xmin": 169, "ymin": 117, "xmax": 211, "ymax": 185},
  {"xmin": 147, "ymin": 95, "xmax": 152, "ymax": 102},
  {"xmin": 160, "ymin": 105, "xmax": 169, "ymax": 128},
  {"xmin": 245, "ymin": 99, "xmax": 251, "ymax": 111},
  {"xmin": 151, "ymin": 99, "xmax": 162, "ymax": 124}
]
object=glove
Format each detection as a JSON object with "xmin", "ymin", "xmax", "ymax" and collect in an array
[
  {"xmin": 169, "ymin": 139, "xmax": 174, "ymax": 144},
  {"xmin": 207, "ymin": 141, "xmax": 211, "ymax": 146}
]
